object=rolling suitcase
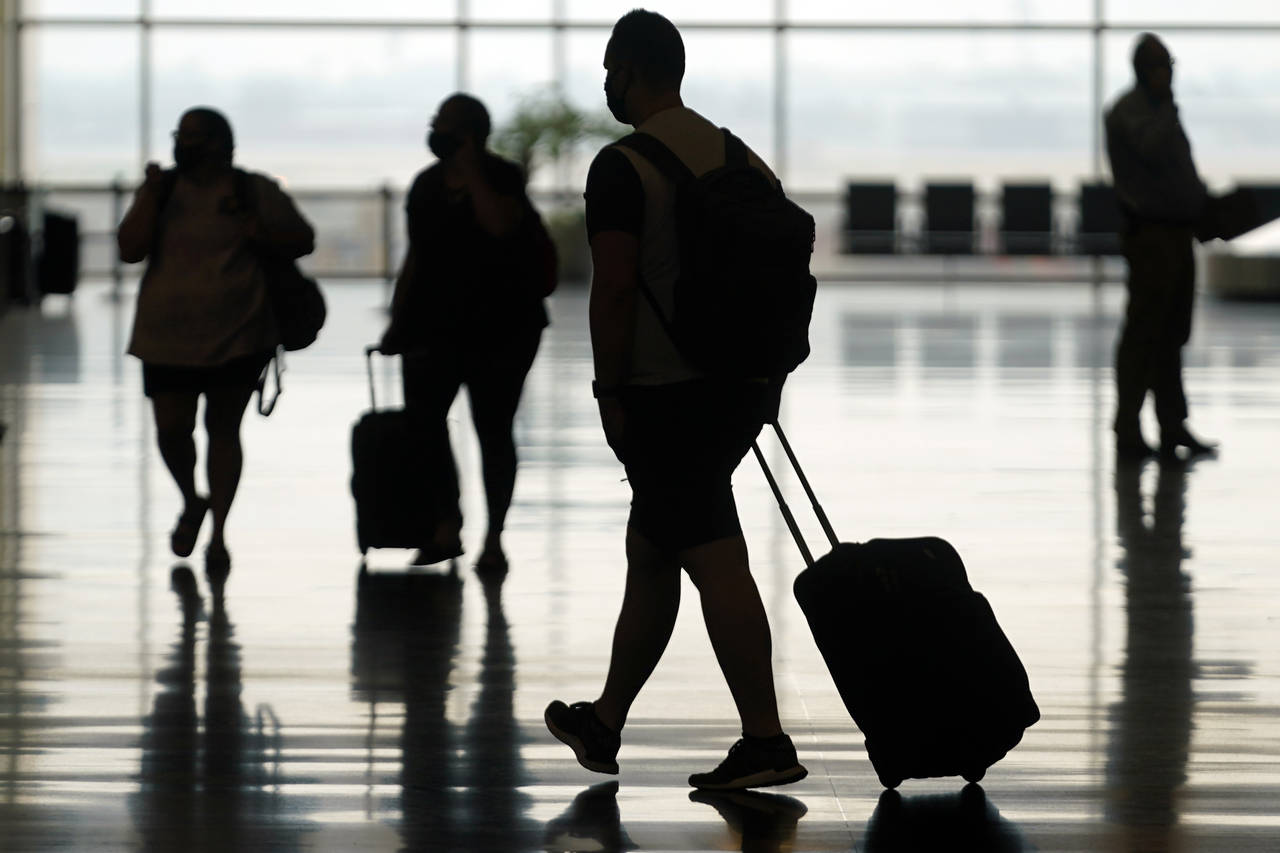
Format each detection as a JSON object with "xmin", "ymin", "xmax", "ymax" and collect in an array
[
  {"xmin": 752, "ymin": 422, "xmax": 1039, "ymax": 789},
  {"xmin": 350, "ymin": 345, "xmax": 435, "ymax": 558}
]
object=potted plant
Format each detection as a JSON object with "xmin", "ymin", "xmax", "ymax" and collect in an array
[{"xmin": 493, "ymin": 89, "xmax": 621, "ymax": 284}]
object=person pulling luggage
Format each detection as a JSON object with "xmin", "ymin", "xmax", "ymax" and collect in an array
[{"xmin": 379, "ymin": 93, "xmax": 549, "ymax": 574}]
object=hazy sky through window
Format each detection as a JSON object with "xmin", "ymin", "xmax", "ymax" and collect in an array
[{"xmin": 19, "ymin": 1, "xmax": 1280, "ymax": 193}]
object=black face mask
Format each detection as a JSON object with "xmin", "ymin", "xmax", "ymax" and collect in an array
[
  {"xmin": 605, "ymin": 71, "xmax": 631, "ymax": 125},
  {"xmin": 173, "ymin": 143, "xmax": 207, "ymax": 172},
  {"xmin": 428, "ymin": 130, "xmax": 463, "ymax": 160}
]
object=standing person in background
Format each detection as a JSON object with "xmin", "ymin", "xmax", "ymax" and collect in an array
[
  {"xmin": 379, "ymin": 93, "xmax": 548, "ymax": 574},
  {"xmin": 1105, "ymin": 33, "xmax": 1217, "ymax": 463},
  {"xmin": 544, "ymin": 9, "xmax": 807, "ymax": 791},
  {"xmin": 118, "ymin": 106, "xmax": 315, "ymax": 582}
]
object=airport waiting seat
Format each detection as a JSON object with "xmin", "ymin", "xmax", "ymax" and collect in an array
[
  {"xmin": 1000, "ymin": 182, "xmax": 1054, "ymax": 255},
  {"xmin": 842, "ymin": 181, "xmax": 897, "ymax": 254},
  {"xmin": 922, "ymin": 182, "xmax": 975, "ymax": 255},
  {"xmin": 1077, "ymin": 182, "xmax": 1122, "ymax": 256}
]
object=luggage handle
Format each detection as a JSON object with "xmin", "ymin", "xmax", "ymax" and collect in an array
[
  {"xmin": 752, "ymin": 420, "xmax": 840, "ymax": 568},
  {"xmin": 364, "ymin": 344, "xmax": 388, "ymax": 411}
]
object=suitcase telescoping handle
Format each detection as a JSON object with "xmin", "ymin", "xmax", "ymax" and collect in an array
[
  {"xmin": 751, "ymin": 420, "xmax": 840, "ymax": 568},
  {"xmin": 364, "ymin": 344, "xmax": 386, "ymax": 411}
]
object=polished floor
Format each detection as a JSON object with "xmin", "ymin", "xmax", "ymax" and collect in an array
[{"xmin": 2, "ymin": 278, "xmax": 1280, "ymax": 852}]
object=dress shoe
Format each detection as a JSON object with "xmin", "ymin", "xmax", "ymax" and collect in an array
[{"xmin": 1160, "ymin": 424, "xmax": 1218, "ymax": 460}]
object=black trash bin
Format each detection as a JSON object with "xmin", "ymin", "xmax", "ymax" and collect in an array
[
  {"xmin": 1, "ymin": 184, "xmax": 33, "ymax": 306},
  {"xmin": 37, "ymin": 209, "xmax": 80, "ymax": 297}
]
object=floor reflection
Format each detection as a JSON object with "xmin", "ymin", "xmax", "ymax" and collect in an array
[
  {"xmin": 132, "ymin": 565, "xmax": 312, "ymax": 851},
  {"xmin": 352, "ymin": 565, "xmax": 536, "ymax": 851},
  {"xmin": 688, "ymin": 789, "xmax": 808, "ymax": 853},
  {"xmin": 4, "ymin": 282, "xmax": 1280, "ymax": 851},
  {"xmin": 543, "ymin": 781, "xmax": 635, "ymax": 852},
  {"xmin": 352, "ymin": 566, "xmax": 464, "ymax": 849},
  {"xmin": 861, "ymin": 786, "xmax": 1028, "ymax": 852},
  {"xmin": 1106, "ymin": 459, "xmax": 1195, "ymax": 851},
  {"xmin": 456, "ymin": 570, "xmax": 536, "ymax": 851}
]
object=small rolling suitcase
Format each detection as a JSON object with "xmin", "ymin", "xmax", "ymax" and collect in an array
[
  {"xmin": 753, "ymin": 422, "xmax": 1039, "ymax": 789},
  {"xmin": 350, "ymin": 345, "xmax": 434, "ymax": 558}
]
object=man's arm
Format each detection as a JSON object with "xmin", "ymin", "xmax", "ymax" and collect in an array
[
  {"xmin": 583, "ymin": 146, "xmax": 644, "ymax": 461},
  {"xmin": 589, "ymin": 231, "xmax": 640, "ymax": 391},
  {"xmin": 589, "ymin": 230, "xmax": 639, "ymax": 461}
]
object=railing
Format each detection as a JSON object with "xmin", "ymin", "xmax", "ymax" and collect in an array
[
  {"xmin": 14, "ymin": 181, "xmax": 1142, "ymax": 294},
  {"xmin": 25, "ymin": 182, "xmax": 602, "ymax": 294}
]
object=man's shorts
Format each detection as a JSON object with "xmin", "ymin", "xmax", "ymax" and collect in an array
[{"xmin": 620, "ymin": 379, "xmax": 775, "ymax": 556}]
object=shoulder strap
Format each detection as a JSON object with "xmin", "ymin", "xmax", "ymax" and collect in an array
[
  {"xmin": 608, "ymin": 133, "xmax": 689, "ymax": 347},
  {"xmin": 615, "ymin": 132, "xmax": 695, "ymax": 185},
  {"xmin": 232, "ymin": 167, "xmax": 256, "ymax": 211},
  {"xmin": 722, "ymin": 128, "xmax": 749, "ymax": 168}
]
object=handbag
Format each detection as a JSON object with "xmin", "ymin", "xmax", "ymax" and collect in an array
[
  {"xmin": 512, "ymin": 198, "xmax": 558, "ymax": 299},
  {"xmin": 233, "ymin": 169, "xmax": 327, "ymax": 352},
  {"xmin": 230, "ymin": 169, "xmax": 326, "ymax": 416}
]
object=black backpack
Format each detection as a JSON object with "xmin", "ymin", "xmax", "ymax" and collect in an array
[{"xmin": 616, "ymin": 129, "xmax": 817, "ymax": 379}]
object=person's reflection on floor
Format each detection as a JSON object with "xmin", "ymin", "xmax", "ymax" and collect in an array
[
  {"xmin": 458, "ymin": 571, "xmax": 536, "ymax": 850},
  {"xmin": 542, "ymin": 781, "xmax": 636, "ymax": 852},
  {"xmin": 1106, "ymin": 458, "xmax": 1195, "ymax": 851},
  {"xmin": 133, "ymin": 565, "xmax": 202, "ymax": 852},
  {"xmin": 132, "ymin": 565, "xmax": 310, "ymax": 851},
  {"xmin": 351, "ymin": 566, "xmax": 465, "ymax": 851},
  {"xmin": 862, "ymin": 786, "xmax": 1028, "ymax": 852},
  {"xmin": 689, "ymin": 788, "xmax": 807, "ymax": 853}
]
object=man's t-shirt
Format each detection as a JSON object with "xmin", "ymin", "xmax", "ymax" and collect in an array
[
  {"xmin": 584, "ymin": 148, "xmax": 644, "ymax": 239},
  {"xmin": 583, "ymin": 106, "xmax": 779, "ymax": 387}
]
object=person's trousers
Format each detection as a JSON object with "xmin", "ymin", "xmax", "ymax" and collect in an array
[
  {"xmin": 402, "ymin": 326, "xmax": 542, "ymax": 534},
  {"xmin": 1114, "ymin": 223, "xmax": 1196, "ymax": 437}
]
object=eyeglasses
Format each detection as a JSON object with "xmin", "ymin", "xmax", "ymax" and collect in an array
[{"xmin": 171, "ymin": 130, "xmax": 209, "ymax": 143}]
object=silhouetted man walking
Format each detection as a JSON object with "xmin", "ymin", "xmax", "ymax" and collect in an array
[
  {"xmin": 545, "ymin": 9, "xmax": 807, "ymax": 791},
  {"xmin": 1105, "ymin": 33, "xmax": 1216, "ymax": 462}
]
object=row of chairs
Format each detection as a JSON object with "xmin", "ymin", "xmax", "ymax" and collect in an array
[{"xmin": 841, "ymin": 181, "xmax": 1280, "ymax": 256}]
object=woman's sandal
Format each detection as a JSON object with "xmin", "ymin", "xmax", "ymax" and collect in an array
[
  {"xmin": 205, "ymin": 541, "xmax": 231, "ymax": 583},
  {"xmin": 170, "ymin": 496, "xmax": 210, "ymax": 558}
]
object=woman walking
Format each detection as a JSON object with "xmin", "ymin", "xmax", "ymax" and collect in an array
[
  {"xmin": 119, "ymin": 106, "xmax": 315, "ymax": 581},
  {"xmin": 380, "ymin": 93, "xmax": 548, "ymax": 574}
]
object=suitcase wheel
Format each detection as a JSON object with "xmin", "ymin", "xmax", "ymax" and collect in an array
[
  {"xmin": 962, "ymin": 766, "xmax": 987, "ymax": 784},
  {"xmin": 877, "ymin": 772, "xmax": 903, "ymax": 790}
]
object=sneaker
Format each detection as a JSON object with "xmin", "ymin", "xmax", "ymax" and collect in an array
[
  {"xmin": 688, "ymin": 735, "xmax": 808, "ymax": 790},
  {"xmin": 544, "ymin": 700, "xmax": 620, "ymax": 775}
]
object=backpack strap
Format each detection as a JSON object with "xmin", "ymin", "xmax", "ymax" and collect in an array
[
  {"xmin": 609, "ymin": 133, "xmax": 689, "ymax": 350},
  {"xmin": 615, "ymin": 132, "xmax": 695, "ymax": 185}
]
